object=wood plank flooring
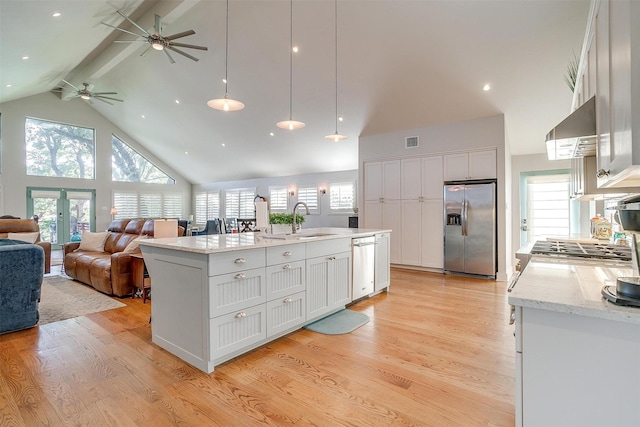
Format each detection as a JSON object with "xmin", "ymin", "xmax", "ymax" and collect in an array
[{"xmin": 0, "ymin": 269, "xmax": 515, "ymax": 426}]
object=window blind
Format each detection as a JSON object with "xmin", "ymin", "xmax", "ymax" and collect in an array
[
  {"xmin": 297, "ymin": 186, "xmax": 319, "ymax": 213},
  {"xmin": 269, "ymin": 187, "xmax": 288, "ymax": 212},
  {"xmin": 329, "ymin": 182, "xmax": 354, "ymax": 212}
]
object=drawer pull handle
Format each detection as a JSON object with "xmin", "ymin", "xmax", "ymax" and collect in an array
[
  {"xmin": 235, "ymin": 312, "xmax": 246, "ymax": 318},
  {"xmin": 234, "ymin": 258, "xmax": 246, "ymax": 264},
  {"xmin": 234, "ymin": 273, "xmax": 246, "ymax": 279},
  {"xmin": 283, "ymin": 251, "xmax": 292, "ymax": 257},
  {"xmin": 283, "ymin": 298, "xmax": 292, "ymax": 304},
  {"xmin": 283, "ymin": 264, "xmax": 292, "ymax": 270}
]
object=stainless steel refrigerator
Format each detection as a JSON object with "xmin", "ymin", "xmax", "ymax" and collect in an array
[{"xmin": 444, "ymin": 180, "xmax": 496, "ymax": 278}]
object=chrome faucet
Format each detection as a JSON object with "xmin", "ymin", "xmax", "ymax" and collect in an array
[{"xmin": 292, "ymin": 202, "xmax": 310, "ymax": 234}]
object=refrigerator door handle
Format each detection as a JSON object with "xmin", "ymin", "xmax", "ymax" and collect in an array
[{"xmin": 461, "ymin": 199, "xmax": 468, "ymax": 236}]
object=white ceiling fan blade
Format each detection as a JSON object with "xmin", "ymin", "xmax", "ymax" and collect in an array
[
  {"xmin": 164, "ymin": 30, "xmax": 195, "ymax": 41},
  {"xmin": 94, "ymin": 97, "xmax": 114, "ymax": 105},
  {"xmin": 140, "ymin": 45, "xmax": 152, "ymax": 57},
  {"xmin": 170, "ymin": 42, "xmax": 208, "ymax": 51},
  {"xmin": 167, "ymin": 46, "xmax": 198, "ymax": 62},
  {"xmin": 113, "ymin": 39, "xmax": 148, "ymax": 43},
  {"xmin": 61, "ymin": 79, "xmax": 80, "ymax": 91},
  {"xmin": 154, "ymin": 14, "xmax": 161, "ymax": 34},
  {"xmin": 100, "ymin": 21, "xmax": 145, "ymax": 39},
  {"xmin": 116, "ymin": 10, "xmax": 151, "ymax": 36},
  {"xmin": 92, "ymin": 92, "xmax": 118, "ymax": 96},
  {"xmin": 96, "ymin": 96, "xmax": 123, "ymax": 103},
  {"xmin": 163, "ymin": 49, "xmax": 176, "ymax": 64}
]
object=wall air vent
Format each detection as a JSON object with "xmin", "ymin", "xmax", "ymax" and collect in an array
[{"xmin": 405, "ymin": 136, "xmax": 419, "ymax": 148}]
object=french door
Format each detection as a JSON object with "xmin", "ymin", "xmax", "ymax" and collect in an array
[{"xmin": 27, "ymin": 187, "xmax": 96, "ymax": 249}]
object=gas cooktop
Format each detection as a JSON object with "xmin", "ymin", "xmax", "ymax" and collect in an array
[{"xmin": 531, "ymin": 240, "xmax": 632, "ymax": 261}]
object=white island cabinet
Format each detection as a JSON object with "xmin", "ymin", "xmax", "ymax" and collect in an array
[
  {"xmin": 509, "ymin": 260, "xmax": 640, "ymax": 427},
  {"xmin": 139, "ymin": 228, "xmax": 390, "ymax": 373}
]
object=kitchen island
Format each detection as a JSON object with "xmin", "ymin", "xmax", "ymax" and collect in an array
[
  {"xmin": 139, "ymin": 228, "xmax": 390, "ymax": 373},
  {"xmin": 508, "ymin": 259, "xmax": 640, "ymax": 427}
]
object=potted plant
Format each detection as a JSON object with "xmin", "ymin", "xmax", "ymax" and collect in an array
[{"xmin": 269, "ymin": 213, "xmax": 305, "ymax": 234}]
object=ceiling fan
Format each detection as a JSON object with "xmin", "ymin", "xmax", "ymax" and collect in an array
[
  {"xmin": 102, "ymin": 10, "xmax": 208, "ymax": 64},
  {"xmin": 55, "ymin": 80, "xmax": 124, "ymax": 104}
]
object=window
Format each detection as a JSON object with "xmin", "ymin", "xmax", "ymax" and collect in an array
[
  {"xmin": 195, "ymin": 192, "xmax": 220, "ymax": 224},
  {"xmin": 113, "ymin": 191, "xmax": 183, "ymax": 219},
  {"xmin": 269, "ymin": 186, "xmax": 288, "ymax": 212},
  {"xmin": 225, "ymin": 188, "xmax": 255, "ymax": 218},
  {"xmin": 329, "ymin": 182, "xmax": 354, "ymax": 213},
  {"xmin": 25, "ymin": 117, "xmax": 95, "ymax": 179},
  {"xmin": 526, "ymin": 174, "xmax": 570, "ymax": 242},
  {"xmin": 297, "ymin": 186, "xmax": 319, "ymax": 214},
  {"xmin": 111, "ymin": 135, "xmax": 175, "ymax": 184}
]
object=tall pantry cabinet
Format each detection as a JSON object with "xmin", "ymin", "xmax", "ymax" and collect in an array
[{"xmin": 364, "ymin": 155, "xmax": 444, "ymax": 269}]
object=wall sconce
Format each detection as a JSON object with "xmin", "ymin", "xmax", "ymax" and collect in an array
[
  {"xmin": 319, "ymin": 188, "xmax": 327, "ymax": 196},
  {"xmin": 288, "ymin": 188, "xmax": 295, "ymax": 197}
]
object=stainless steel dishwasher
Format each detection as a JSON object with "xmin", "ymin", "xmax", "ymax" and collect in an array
[{"xmin": 352, "ymin": 236, "xmax": 376, "ymax": 300}]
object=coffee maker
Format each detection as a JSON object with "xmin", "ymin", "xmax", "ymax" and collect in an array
[{"xmin": 602, "ymin": 197, "xmax": 640, "ymax": 306}]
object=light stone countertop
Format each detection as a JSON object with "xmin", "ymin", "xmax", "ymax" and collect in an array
[
  {"xmin": 138, "ymin": 227, "xmax": 390, "ymax": 254},
  {"xmin": 508, "ymin": 257, "xmax": 640, "ymax": 324}
]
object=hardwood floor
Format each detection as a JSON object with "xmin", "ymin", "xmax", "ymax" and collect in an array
[{"xmin": 0, "ymin": 269, "xmax": 515, "ymax": 426}]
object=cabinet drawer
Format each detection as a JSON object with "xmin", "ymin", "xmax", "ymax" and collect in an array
[
  {"xmin": 266, "ymin": 260, "xmax": 305, "ymax": 300},
  {"xmin": 305, "ymin": 238, "xmax": 351, "ymax": 258},
  {"xmin": 208, "ymin": 248, "xmax": 265, "ymax": 275},
  {"xmin": 210, "ymin": 304, "xmax": 266, "ymax": 359},
  {"xmin": 266, "ymin": 243, "xmax": 305, "ymax": 265},
  {"xmin": 209, "ymin": 268, "xmax": 266, "ymax": 317},
  {"xmin": 266, "ymin": 291, "xmax": 306, "ymax": 337}
]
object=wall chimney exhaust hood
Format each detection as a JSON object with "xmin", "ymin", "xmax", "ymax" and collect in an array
[{"xmin": 546, "ymin": 96, "xmax": 596, "ymax": 160}]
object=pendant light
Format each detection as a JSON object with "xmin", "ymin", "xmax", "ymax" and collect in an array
[
  {"xmin": 325, "ymin": 0, "xmax": 346, "ymax": 142},
  {"xmin": 277, "ymin": 0, "xmax": 305, "ymax": 129},
  {"xmin": 207, "ymin": 0, "xmax": 244, "ymax": 111}
]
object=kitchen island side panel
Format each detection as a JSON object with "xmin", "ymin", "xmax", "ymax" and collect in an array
[
  {"xmin": 521, "ymin": 307, "xmax": 640, "ymax": 427},
  {"xmin": 147, "ymin": 247, "xmax": 212, "ymax": 373}
]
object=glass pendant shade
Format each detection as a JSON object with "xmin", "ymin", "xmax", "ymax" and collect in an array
[
  {"xmin": 277, "ymin": 119, "xmax": 305, "ymax": 130},
  {"xmin": 325, "ymin": 131, "xmax": 347, "ymax": 142},
  {"xmin": 207, "ymin": 96, "xmax": 245, "ymax": 111}
]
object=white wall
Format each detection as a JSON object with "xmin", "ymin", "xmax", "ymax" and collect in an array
[
  {"xmin": 193, "ymin": 170, "xmax": 358, "ymax": 229},
  {"xmin": 0, "ymin": 92, "xmax": 191, "ymax": 231},
  {"xmin": 358, "ymin": 114, "xmax": 511, "ymax": 281}
]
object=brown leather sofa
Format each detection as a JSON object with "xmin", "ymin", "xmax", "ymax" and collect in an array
[
  {"xmin": 0, "ymin": 218, "xmax": 51, "ymax": 274},
  {"xmin": 63, "ymin": 219, "xmax": 152, "ymax": 297}
]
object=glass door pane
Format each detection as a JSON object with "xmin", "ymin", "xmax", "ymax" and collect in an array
[{"xmin": 31, "ymin": 194, "xmax": 60, "ymax": 245}]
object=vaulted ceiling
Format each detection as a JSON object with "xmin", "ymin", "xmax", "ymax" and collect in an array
[{"xmin": 0, "ymin": 0, "xmax": 590, "ymax": 184}]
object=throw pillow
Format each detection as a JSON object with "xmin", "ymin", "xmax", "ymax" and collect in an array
[
  {"xmin": 77, "ymin": 231, "xmax": 108, "ymax": 252},
  {"xmin": 123, "ymin": 235, "xmax": 148, "ymax": 253},
  {"xmin": 7, "ymin": 232, "xmax": 39, "ymax": 244}
]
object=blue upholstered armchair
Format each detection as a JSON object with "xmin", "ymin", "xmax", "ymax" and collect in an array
[{"xmin": 0, "ymin": 239, "xmax": 44, "ymax": 334}]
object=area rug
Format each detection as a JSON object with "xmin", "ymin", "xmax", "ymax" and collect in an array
[
  {"xmin": 38, "ymin": 275, "xmax": 126, "ymax": 325},
  {"xmin": 304, "ymin": 309, "xmax": 369, "ymax": 335}
]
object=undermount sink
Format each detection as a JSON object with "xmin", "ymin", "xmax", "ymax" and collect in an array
[{"xmin": 261, "ymin": 232, "xmax": 335, "ymax": 240}]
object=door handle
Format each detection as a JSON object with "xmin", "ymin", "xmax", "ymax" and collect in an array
[{"xmin": 461, "ymin": 200, "xmax": 468, "ymax": 236}]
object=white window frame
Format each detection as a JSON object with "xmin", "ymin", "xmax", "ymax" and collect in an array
[
  {"xmin": 224, "ymin": 188, "xmax": 256, "ymax": 219},
  {"xmin": 329, "ymin": 182, "xmax": 355, "ymax": 214},
  {"xmin": 269, "ymin": 186, "xmax": 289, "ymax": 213},
  {"xmin": 195, "ymin": 192, "xmax": 220, "ymax": 225},
  {"xmin": 297, "ymin": 185, "xmax": 320, "ymax": 214},
  {"xmin": 525, "ymin": 174, "xmax": 570, "ymax": 242}
]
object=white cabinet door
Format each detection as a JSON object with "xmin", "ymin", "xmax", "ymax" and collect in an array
[
  {"xmin": 266, "ymin": 291, "xmax": 305, "ymax": 337},
  {"xmin": 421, "ymin": 199, "xmax": 444, "ymax": 269},
  {"xmin": 401, "ymin": 158, "xmax": 422, "ymax": 200},
  {"xmin": 382, "ymin": 160, "xmax": 402, "ymax": 199},
  {"xmin": 443, "ymin": 153, "xmax": 469, "ymax": 181},
  {"xmin": 400, "ymin": 199, "xmax": 422, "ymax": 266},
  {"xmin": 364, "ymin": 200, "xmax": 382, "ymax": 229},
  {"xmin": 422, "ymin": 155, "xmax": 444, "ymax": 199},
  {"xmin": 265, "ymin": 260, "xmax": 305, "ymax": 300},
  {"xmin": 595, "ymin": 0, "xmax": 612, "ymax": 187},
  {"xmin": 468, "ymin": 150, "xmax": 497, "ymax": 179},
  {"xmin": 364, "ymin": 162, "xmax": 382, "ymax": 201},
  {"xmin": 210, "ymin": 304, "xmax": 267, "ymax": 360},
  {"xmin": 306, "ymin": 252, "xmax": 351, "ymax": 321},
  {"xmin": 374, "ymin": 233, "xmax": 390, "ymax": 292},
  {"xmin": 382, "ymin": 200, "xmax": 402, "ymax": 264}
]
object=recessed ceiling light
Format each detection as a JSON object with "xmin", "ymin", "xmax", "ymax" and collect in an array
[
  {"xmin": 292, "ymin": 46, "xmax": 299, "ymax": 53},
  {"xmin": 338, "ymin": 116, "xmax": 344, "ymax": 122},
  {"xmin": 52, "ymin": 12, "xmax": 61, "ymax": 17},
  {"xmin": 269, "ymin": 132, "xmax": 275, "ymax": 137},
  {"xmin": 141, "ymin": 114, "xmax": 145, "ymax": 119},
  {"xmin": 482, "ymin": 83, "xmax": 491, "ymax": 91},
  {"xmin": 222, "ymin": 78, "xmax": 227, "ymax": 84},
  {"xmin": 175, "ymin": 99, "xmax": 180, "ymax": 104},
  {"xmin": 22, "ymin": 56, "xmax": 29, "ymax": 60},
  {"xmin": 5, "ymin": 84, "xmax": 12, "ymax": 88},
  {"xmin": 221, "ymin": 143, "xmax": 226, "ymax": 147},
  {"xmin": 185, "ymin": 151, "xmax": 189, "ymax": 155}
]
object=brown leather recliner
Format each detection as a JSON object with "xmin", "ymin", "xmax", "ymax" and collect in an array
[
  {"xmin": 63, "ymin": 219, "xmax": 151, "ymax": 297},
  {"xmin": 0, "ymin": 218, "xmax": 52, "ymax": 274}
]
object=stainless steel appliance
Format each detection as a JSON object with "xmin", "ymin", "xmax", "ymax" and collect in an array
[
  {"xmin": 444, "ymin": 180, "xmax": 496, "ymax": 278},
  {"xmin": 352, "ymin": 236, "xmax": 375, "ymax": 300}
]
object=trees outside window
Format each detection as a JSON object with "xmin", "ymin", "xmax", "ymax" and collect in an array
[
  {"xmin": 112, "ymin": 135, "xmax": 175, "ymax": 184},
  {"xmin": 25, "ymin": 117, "xmax": 95, "ymax": 179}
]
